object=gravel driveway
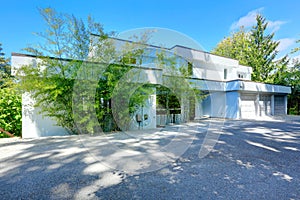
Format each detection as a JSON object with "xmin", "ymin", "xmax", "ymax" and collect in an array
[{"xmin": 0, "ymin": 118, "xmax": 300, "ymax": 199}]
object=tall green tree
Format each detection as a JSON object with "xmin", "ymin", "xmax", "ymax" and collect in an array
[
  {"xmin": 18, "ymin": 8, "xmax": 157, "ymax": 134},
  {"xmin": 18, "ymin": 8, "xmax": 109, "ymax": 134},
  {"xmin": 291, "ymin": 39, "xmax": 300, "ymax": 88},
  {"xmin": 212, "ymin": 15, "xmax": 288, "ymax": 83},
  {"xmin": 212, "ymin": 27, "xmax": 250, "ymax": 66},
  {"xmin": 0, "ymin": 43, "xmax": 6, "ymax": 64},
  {"xmin": 0, "ymin": 43, "xmax": 10, "ymax": 83},
  {"xmin": 287, "ymin": 39, "xmax": 300, "ymax": 114},
  {"xmin": 248, "ymin": 15, "xmax": 288, "ymax": 82}
]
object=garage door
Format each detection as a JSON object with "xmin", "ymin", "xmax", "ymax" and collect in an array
[
  {"xmin": 274, "ymin": 96, "xmax": 285, "ymax": 115},
  {"xmin": 240, "ymin": 94, "xmax": 256, "ymax": 119},
  {"xmin": 259, "ymin": 95, "xmax": 271, "ymax": 116}
]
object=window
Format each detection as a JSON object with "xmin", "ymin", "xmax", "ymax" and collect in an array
[
  {"xmin": 237, "ymin": 72, "xmax": 245, "ymax": 79},
  {"xmin": 224, "ymin": 69, "xmax": 227, "ymax": 80}
]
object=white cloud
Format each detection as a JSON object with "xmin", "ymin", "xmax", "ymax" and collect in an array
[
  {"xmin": 268, "ymin": 21, "xmax": 287, "ymax": 33},
  {"xmin": 277, "ymin": 38, "xmax": 295, "ymax": 52},
  {"xmin": 230, "ymin": 7, "xmax": 264, "ymax": 31},
  {"xmin": 230, "ymin": 8, "xmax": 287, "ymax": 33}
]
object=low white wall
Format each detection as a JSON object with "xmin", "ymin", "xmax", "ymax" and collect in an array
[{"xmin": 22, "ymin": 93, "xmax": 69, "ymax": 138}]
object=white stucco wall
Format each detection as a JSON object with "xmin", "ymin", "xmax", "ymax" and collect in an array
[
  {"xmin": 22, "ymin": 93, "xmax": 69, "ymax": 138},
  {"xmin": 171, "ymin": 46, "xmax": 252, "ymax": 81},
  {"xmin": 10, "ymin": 55, "xmax": 69, "ymax": 138},
  {"xmin": 12, "ymin": 54, "xmax": 163, "ymax": 137},
  {"xmin": 129, "ymin": 91, "xmax": 157, "ymax": 130},
  {"xmin": 201, "ymin": 92, "xmax": 226, "ymax": 118},
  {"xmin": 11, "ymin": 54, "xmax": 39, "ymax": 76},
  {"xmin": 106, "ymin": 38, "xmax": 253, "ymax": 82},
  {"xmin": 225, "ymin": 92, "xmax": 239, "ymax": 119}
]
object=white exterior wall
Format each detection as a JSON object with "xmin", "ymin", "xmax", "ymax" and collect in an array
[
  {"xmin": 195, "ymin": 97, "xmax": 203, "ymax": 119},
  {"xmin": 11, "ymin": 54, "xmax": 39, "ymax": 76},
  {"xmin": 191, "ymin": 62, "xmax": 252, "ymax": 81},
  {"xmin": 201, "ymin": 92, "xmax": 226, "ymax": 118},
  {"xmin": 11, "ymin": 55, "xmax": 69, "ymax": 138},
  {"xmin": 172, "ymin": 46, "xmax": 252, "ymax": 81},
  {"xmin": 22, "ymin": 93, "xmax": 69, "ymax": 138},
  {"xmin": 129, "ymin": 91, "xmax": 157, "ymax": 130},
  {"xmin": 12, "ymin": 54, "xmax": 163, "ymax": 138},
  {"xmin": 225, "ymin": 92, "xmax": 239, "ymax": 119}
]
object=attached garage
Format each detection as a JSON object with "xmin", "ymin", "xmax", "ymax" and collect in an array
[
  {"xmin": 240, "ymin": 94, "xmax": 257, "ymax": 119},
  {"xmin": 274, "ymin": 95, "xmax": 285, "ymax": 115},
  {"xmin": 239, "ymin": 93, "xmax": 284, "ymax": 119},
  {"xmin": 259, "ymin": 95, "xmax": 271, "ymax": 116}
]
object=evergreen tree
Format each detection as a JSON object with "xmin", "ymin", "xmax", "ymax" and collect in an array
[
  {"xmin": 212, "ymin": 15, "xmax": 288, "ymax": 83},
  {"xmin": 248, "ymin": 15, "xmax": 286, "ymax": 82},
  {"xmin": 0, "ymin": 43, "xmax": 10, "ymax": 82}
]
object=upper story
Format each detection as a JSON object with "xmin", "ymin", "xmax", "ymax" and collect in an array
[
  {"xmin": 105, "ymin": 37, "xmax": 252, "ymax": 82},
  {"xmin": 11, "ymin": 49, "xmax": 290, "ymax": 95},
  {"xmin": 12, "ymin": 36, "xmax": 252, "ymax": 83}
]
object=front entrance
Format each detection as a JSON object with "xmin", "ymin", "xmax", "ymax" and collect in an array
[{"xmin": 156, "ymin": 86, "xmax": 181, "ymax": 126}]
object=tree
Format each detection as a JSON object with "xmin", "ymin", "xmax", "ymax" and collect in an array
[
  {"xmin": 17, "ymin": 8, "xmax": 112, "ymax": 134},
  {"xmin": 0, "ymin": 43, "xmax": 22, "ymax": 137},
  {"xmin": 287, "ymin": 40, "xmax": 300, "ymax": 114},
  {"xmin": 288, "ymin": 59, "xmax": 300, "ymax": 114},
  {"xmin": 291, "ymin": 38, "xmax": 300, "ymax": 54},
  {"xmin": 18, "ymin": 8, "xmax": 201, "ymax": 134},
  {"xmin": 212, "ymin": 27, "xmax": 250, "ymax": 66},
  {"xmin": 0, "ymin": 43, "xmax": 11, "ymax": 84},
  {"xmin": 248, "ymin": 15, "xmax": 288, "ymax": 82},
  {"xmin": 17, "ymin": 8, "xmax": 157, "ymax": 134},
  {"xmin": 0, "ymin": 43, "xmax": 7, "ymax": 67},
  {"xmin": 212, "ymin": 15, "xmax": 288, "ymax": 83}
]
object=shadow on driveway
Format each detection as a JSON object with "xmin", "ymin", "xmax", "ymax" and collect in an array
[{"xmin": 0, "ymin": 118, "xmax": 299, "ymax": 199}]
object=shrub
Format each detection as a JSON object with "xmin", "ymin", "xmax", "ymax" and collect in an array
[{"xmin": 0, "ymin": 86, "xmax": 22, "ymax": 137}]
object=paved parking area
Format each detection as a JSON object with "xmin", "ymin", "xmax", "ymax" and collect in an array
[{"xmin": 0, "ymin": 118, "xmax": 300, "ymax": 199}]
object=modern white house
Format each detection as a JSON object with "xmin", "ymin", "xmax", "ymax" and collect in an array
[{"xmin": 11, "ymin": 37, "xmax": 291, "ymax": 138}]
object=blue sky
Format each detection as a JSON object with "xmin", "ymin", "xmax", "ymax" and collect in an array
[{"xmin": 1, "ymin": 0, "xmax": 300, "ymax": 59}]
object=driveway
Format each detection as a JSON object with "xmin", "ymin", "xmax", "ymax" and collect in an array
[{"xmin": 0, "ymin": 118, "xmax": 300, "ymax": 199}]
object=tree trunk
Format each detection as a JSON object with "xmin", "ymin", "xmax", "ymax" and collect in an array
[{"xmin": 0, "ymin": 127, "xmax": 14, "ymax": 137}]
